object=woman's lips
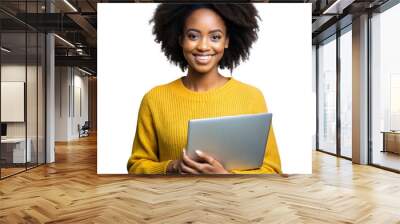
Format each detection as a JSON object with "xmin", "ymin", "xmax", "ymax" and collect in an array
[{"xmin": 193, "ymin": 54, "xmax": 215, "ymax": 64}]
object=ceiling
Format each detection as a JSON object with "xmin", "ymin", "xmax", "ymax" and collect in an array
[{"xmin": 0, "ymin": 0, "xmax": 393, "ymax": 75}]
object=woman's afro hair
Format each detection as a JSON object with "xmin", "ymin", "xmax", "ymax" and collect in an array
[{"xmin": 150, "ymin": 3, "xmax": 260, "ymax": 71}]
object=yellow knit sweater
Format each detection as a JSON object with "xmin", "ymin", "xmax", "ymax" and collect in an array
[{"xmin": 127, "ymin": 77, "xmax": 282, "ymax": 174}]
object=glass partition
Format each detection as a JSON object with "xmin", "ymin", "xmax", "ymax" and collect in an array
[
  {"xmin": 317, "ymin": 35, "xmax": 337, "ymax": 155},
  {"xmin": 27, "ymin": 31, "xmax": 38, "ymax": 169},
  {"xmin": 0, "ymin": 1, "xmax": 46, "ymax": 179},
  {"xmin": 26, "ymin": 0, "xmax": 45, "ymax": 169},
  {"xmin": 1, "ymin": 31, "xmax": 28, "ymax": 178},
  {"xmin": 38, "ymin": 32, "xmax": 45, "ymax": 165}
]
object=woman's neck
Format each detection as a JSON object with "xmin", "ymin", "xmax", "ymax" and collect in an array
[{"xmin": 184, "ymin": 68, "xmax": 229, "ymax": 92}]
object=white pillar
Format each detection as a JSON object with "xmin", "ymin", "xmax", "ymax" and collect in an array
[{"xmin": 46, "ymin": 1, "xmax": 55, "ymax": 163}]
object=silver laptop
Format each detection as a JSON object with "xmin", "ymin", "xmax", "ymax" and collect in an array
[{"xmin": 186, "ymin": 113, "xmax": 272, "ymax": 171}]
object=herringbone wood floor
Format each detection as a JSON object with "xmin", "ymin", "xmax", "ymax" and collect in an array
[{"xmin": 1, "ymin": 134, "xmax": 400, "ymax": 223}]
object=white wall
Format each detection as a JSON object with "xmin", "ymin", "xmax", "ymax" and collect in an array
[
  {"xmin": 73, "ymin": 68, "xmax": 88, "ymax": 140},
  {"xmin": 1, "ymin": 66, "xmax": 25, "ymax": 124},
  {"xmin": 55, "ymin": 67, "xmax": 89, "ymax": 141},
  {"xmin": 74, "ymin": 73, "xmax": 89, "ymax": 135},
  {"xmin": 1, "ymin": 65, "xmax": 38, "ymax": 138}
]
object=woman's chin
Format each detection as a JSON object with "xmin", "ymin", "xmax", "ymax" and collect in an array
[{"xmin": 190, "ymin": 65, "xmax": 215, "ymax": 74}]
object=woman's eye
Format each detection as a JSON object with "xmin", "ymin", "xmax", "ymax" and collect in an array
[
  {"xmin": 210, "ymin": 34, "xmax": 222, "ymax": 41},
  {"xmin": 187, "ymin": 33, "xmax": 198, "ymax": 40}
]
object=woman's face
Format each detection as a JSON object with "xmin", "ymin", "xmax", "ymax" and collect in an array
[{"xmin": 181, "ymin": 8, "xmax": 229, "ymax": 75}]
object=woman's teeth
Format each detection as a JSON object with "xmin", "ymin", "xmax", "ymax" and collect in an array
[{"xmin": 194, "ymin": 54, "xmax": 213, "ymax": 64}]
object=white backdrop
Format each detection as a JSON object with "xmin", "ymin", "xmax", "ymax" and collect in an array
[{"xmin": 98, "ymin": 3, "xmax": 312, "ymax": 174}]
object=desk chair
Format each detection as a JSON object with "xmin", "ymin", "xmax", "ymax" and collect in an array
[{"xmin": 79, "ymin": 121, "xmax": 90, "ymax": 138}]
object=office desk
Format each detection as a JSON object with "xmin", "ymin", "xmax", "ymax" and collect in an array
[
  {"xmin": 382, "ymin": 131, "xmax": 400, "ymax": 154},
  {"xmin": 1, "ymin": 138, "xmax": 31, "ymax": 163}
]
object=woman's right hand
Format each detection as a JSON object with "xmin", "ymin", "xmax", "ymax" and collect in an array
[
  {"xmin": 166, "ymin": 150, "xmax": 200, "ymax": 174},
  {"xmin": 167, "ymin": 149, "xmax": 228, "ymax": 174},
  {"xmin": 167, "ymin": 159, "xmax": 200, "ymax": 175},
  {"xmin": 166, "ymin": 159, "xmax": 182, "ymax": 174}
]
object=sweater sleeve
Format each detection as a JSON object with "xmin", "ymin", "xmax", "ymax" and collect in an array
[
  {"xmin": 230, "ymin": 90, "xmax": 282, "ymax": 174},
  {"xmin": 127, "ymin": 94, "xmax": 172, "ymax": 174}
]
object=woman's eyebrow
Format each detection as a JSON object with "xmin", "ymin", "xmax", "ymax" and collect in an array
[
  {"xmin": 185, "ymin": 28, "xmax": 224, "ymax": 34},
  {"xmin": 186, "ymin": 28, "xmax": 200, "ymax": 33},
  {"xmin": 209, "ymin": 29, "xmax": 223, "ymax": 33}
]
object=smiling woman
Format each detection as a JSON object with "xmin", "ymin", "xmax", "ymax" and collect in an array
[
  {"xmin": 127, "ymin": 3, "xmax": 282, "ymax": 175},
  {"xmin": 181, "ymin": 8, "xmax": 229, "ymax": 76}
]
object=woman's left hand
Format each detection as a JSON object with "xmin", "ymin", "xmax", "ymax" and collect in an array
[{"xmin": 181, "ymin": 149, "xmax": 229, "ymax": 174}]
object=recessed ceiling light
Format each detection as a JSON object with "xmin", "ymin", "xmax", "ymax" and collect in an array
[
  {"xmin": 63, "ymin": 0, "xmax": 78, "ymax": 12},
  {"xmin": 78, "ymin": 67, "xmax": 93, "ymax": 76},
  {"xmin": 1, "ymin": 47, "xmax": 11, "ymax": 53},
  {"xmin": 54, "ymin": 34, "xmax": 75, "ymax": 48},
  {"xmin": 323, "ymin": 0, "xmax": 355, "ymax": 14}
]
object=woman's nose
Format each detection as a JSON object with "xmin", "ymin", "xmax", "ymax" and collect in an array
[{"xmin": 197, "ymin": 37, "xmax": 210, "ymax": 51}]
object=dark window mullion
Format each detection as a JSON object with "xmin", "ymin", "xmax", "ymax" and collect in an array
[
  {"xmin": 367, "ymin": 11, "xmax": 373, "ymax": 165},
  {"xmin": 36, "ymin": 0, "xmax": 39, "ymax": 167},
  {"xmin": 316, "ymin": 45, "xmax": 319, "ymax": 151},
  {"xmin": 25, "ymin": 0, "xmax": 28, "ymax": 171},
  {"xmin": 44, "ymin": 0, "xmax": 48, "ymax": 165},
  {"xmin": 336, "ymin": 29, "xmax": 341, "ymax": 157}
]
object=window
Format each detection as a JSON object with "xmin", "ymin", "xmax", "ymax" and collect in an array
[
  {"xmin": 371, "ymin": 2, "xmax": 400, "ymax": 171},
  {"xmin": 318, "ymin": 36, "xmax": 337, "ymax": 155},
  {"xmin": 339, "ymin": 28, "xmax": 352, "ymax": 158}
]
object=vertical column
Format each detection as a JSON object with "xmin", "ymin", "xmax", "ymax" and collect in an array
[
  {"xmin": 46, "ymin": 0, "xmax": 55, "ymax": 163},
  {"xmin": 88, "ymin": 77, "xmax": 97, "ymax": 132},
  {"xmin": 312, "ymin": 45, "xmax": 317, "ymax": 150},
  {"xmin": 352, "ymin": 14, "xmax": 369, "ymax": 164}
]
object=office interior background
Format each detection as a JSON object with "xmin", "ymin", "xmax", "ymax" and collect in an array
[{"xmin": 0, "ymin": 0, "xmax": 399, "ymax": 223}]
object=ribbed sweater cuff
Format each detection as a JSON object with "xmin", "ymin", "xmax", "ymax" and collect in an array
[
  {"xmin": 162, "ymin": 160, "xmax": 173, "ymax": 174},
  {"xmin": 143, "ymin": 160, "xmax": 172, "ymax": 174},
  {"xmin": 128, "ymin": 160, "xmax": 173, "ymax": 174},
  {"xmin": 145, "ymin": 160, "xmax": 172, "ymax": 174}
]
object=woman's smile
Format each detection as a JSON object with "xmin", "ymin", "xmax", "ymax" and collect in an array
[{"xmin": 193, "ymin": 53, "xmax": 216, "ymax": 64}]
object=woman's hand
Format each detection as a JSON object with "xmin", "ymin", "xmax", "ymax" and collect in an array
[
  {"xmin": 180, "ymin": 149, "xmax": 229, "ymax": 174},
  {"xmin": 166, "ymin": 159, "xmax": 182, "ymax": 174},
  {"xmin": 166, "ymin": 149, "xmax": 229, "ymax": 174}
]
